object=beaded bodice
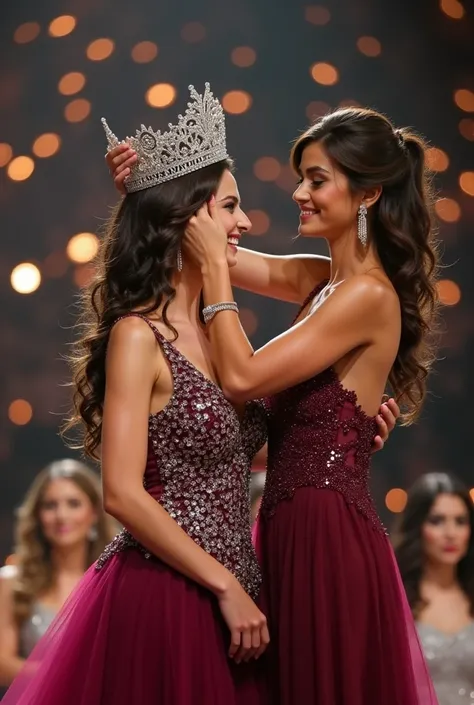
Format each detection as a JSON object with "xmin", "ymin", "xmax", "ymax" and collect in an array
[
  {"xmin": 96, "ymin": 315, "xmax": 267, "ymax": 600},
  {"xmin": 417, "ymin": 622, "xmax": 474, "ymax": 705},
  {"xmin": 260, "ymin": 282, "xmax": 384, "ymax": 534}
]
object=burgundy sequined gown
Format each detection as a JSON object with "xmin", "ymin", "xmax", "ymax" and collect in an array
[
  {"xmin": 254, "ymin": 283, "xmax": 438, "ymax": 705},
  {"xmin": 3, "ymin": 316, "xmax": 268, "ymax": 705}
]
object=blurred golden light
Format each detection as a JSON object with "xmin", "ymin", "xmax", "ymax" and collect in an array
[
  {"xmin": 231, "ymin": 47, "xmax": 257, "ymax": 68},
  {"xmin": 425, "ymin": 147, "xmax": 449, "ymax": 172},
  {"xmin": 64, "ymin": 99, "xmax": 91, "ymax": 123},
  {"xmin": 14, "ymin": 22, "xmax": 40, "ymax": 44},
  {"xmin": 8, "ymin": 400, "xmax": 33, "ymax": 426},
  {"xmin": 240, "ymin": 309, "xmax": 259, "ymax": 337},
  {"xmin": 454, "ymin": 89, "xmax": 474, "ymax": 112},
  {"xmin": 310, "ymin": 62, "xmax": 339, "ymax": 86},
  {"xmin": 385, "ymin": 488, "xmax": 407, "ymax": 513},
  {"xmin": 86, "ymin": 38, "xmax": 115, "ymax": 61},
  {"xmin": 146, "ymin": 83, "xmax": 177, "ymax": 108},
  {"xmin": 7, "ymin": 156, "xmax": 35, "ymax": 181},
  {"xmin": 10, "ymin": 263, "xmax": 41, "ymax": 294},
  {"xmin": 181, "ymin": 21, "xmax": 206, "ymax": 42},
  {"xmin": 58, "ymin": 72, "xmax": 86, "ymax": 95},
  {"xmin": 306, "ymin": 100, "xmax": 331, "ymax": 120},
  {"xmin": 67, "ymin": 233, "xmax": 99, "ymax": 263},
  {"xmin": 32, "ymin": 133, "xmax": 61, "ymax": 158},
  {"xmin": 437, "ymin": 279, "xmax": 461, "ymax": 306},
  {"xmin": 74, "ymin": 264, "xmax": 95, "ymax": 288},
  {"xmin": 459, "ymin": 171, "xmax": 474, "ymax": 196},
  {"xmin": 48, "ymin": 15, "xmax": 76, "ymax": 38},
  {"xmin": 0, "ymin": 143, "xmax": 13, "ymax": 167},
  {"xmin": 254, "ymin": 157, "xmax": 281, "ymax": 182},
  {"xmin": 440, "ymin": 0, "xmax": 465, "ymax": 19},
  {"xmin": 304, "ymin": 6, "xmax": 331, "ymax": 25},
  {"xmin": 131, "ymin": 41, "xmax": 158, "ymax": 63},
  {"xmin": 435, "ymin": 198, "xmax": 461, "ymax": 222},
  {"xmin": 222, "ymin": 91, "xmax": 252, "ymax": 115},
  {"xmin": 248, "ymin": 210, "xmax": 270, "ymax": 236},
  {"xmin": 356, "ymin": 36, "xmax": 382, "ymax": 57},
  {"xmin": 459, "ymin": 118, "xmax": 474, "ymax": 141},
  {"xmin": 470, "ymin": 489, "xmax": 474, "ymax": 503},
  {"xmin": 4, "ymin": 554, "xmax": 17, "ymax": 566}
]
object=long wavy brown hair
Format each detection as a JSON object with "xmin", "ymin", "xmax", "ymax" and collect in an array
[
  {"xmin": 12, "ymin": 459, "xmax": 117, "ymax": 624},
  {"xmin": 291, "ymin": 108, "xmax": 440, "ymax": 424},
  {"xmin": 63, "ymin": 159, "xmax": 233, "ymax": 459},
  {"xmin": 392, "ymin": 473, "xmax": 474, "ymax": 618}
]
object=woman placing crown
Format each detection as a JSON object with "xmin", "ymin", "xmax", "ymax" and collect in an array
[{"xmin": 107, "ymin": 98, "xmax": 440, "ymax": 703}]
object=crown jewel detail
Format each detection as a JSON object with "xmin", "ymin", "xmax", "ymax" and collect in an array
[{"xmin": 101, "ymin": 83, "xmax": 228, "ymax": 193}]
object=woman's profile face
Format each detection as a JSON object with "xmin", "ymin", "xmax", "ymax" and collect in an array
[
  {"xmin": 293, "ymin": 141, "xmax": 360, "ymax": 242},
  {"xmin": 213, "ymin": 169, "xmax": 252, "ymax": 268}
]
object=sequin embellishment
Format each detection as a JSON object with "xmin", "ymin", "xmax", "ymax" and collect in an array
[
  {"xmin": 260, "ymin": 282, "xmax": 386, "ymax": 535},
  {"xmin": 96, "ymin": 314, "xmax": 266, "ymax": 600}
]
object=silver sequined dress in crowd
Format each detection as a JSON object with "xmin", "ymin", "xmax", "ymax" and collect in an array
[
  {"xmin": 417, "ymin": 622, "xmax": 474, "ymax": 705},
  {"xmin": 19, "ymin": 602, "xmax": 56, "ymax": 658}
]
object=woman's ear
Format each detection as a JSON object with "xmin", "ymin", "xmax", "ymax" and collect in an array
[{"xmin": 363, "ymin": 185, "xmax": 383, "ymax": 209}]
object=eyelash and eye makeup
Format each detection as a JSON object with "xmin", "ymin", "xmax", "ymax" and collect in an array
[
  {"xmin": 41, "ymin": 498, "xmax": 84, "ymax": 510},
  {"xmin": 295, "ymin": 177, "xmax": 324, "ymax": 188}
]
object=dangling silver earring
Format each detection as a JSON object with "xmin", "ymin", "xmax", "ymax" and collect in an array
[
  {"xmin": 357, "ymin": 204, "xmax": 368, "ymax": 247},
  {"xmin": 177, "ymin": 247, "xmax": 183, "ymax": 272},
  {"xmin": 88, "ymin": 524, "xmax": 98, "ymax": 542}
]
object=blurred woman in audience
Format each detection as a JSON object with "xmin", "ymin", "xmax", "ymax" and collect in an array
[
  {"xmin": 0, "ymin": 459, "xmax": 116, "ymax": 686},
  {"xmin": 393, "ymin": 472, "xmax": 474, "ymax": 705}
]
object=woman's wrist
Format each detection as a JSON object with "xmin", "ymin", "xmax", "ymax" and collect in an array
[
  {"xmin": 208, "ymin": 567, "xmax": 238, "ymax": 598},
  {"xmin": 200, "ymin": 256, "xmax": 228, "ymax": 276}
]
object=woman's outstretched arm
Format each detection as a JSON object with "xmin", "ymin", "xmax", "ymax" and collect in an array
[{"xmin": 105, "ymin": 145, "xmax": 331, "ymax": 303}]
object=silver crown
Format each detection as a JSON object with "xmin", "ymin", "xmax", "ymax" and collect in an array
[{"xmin": 101, "ymin": 83, "xmax": 228, "ymax": 193}]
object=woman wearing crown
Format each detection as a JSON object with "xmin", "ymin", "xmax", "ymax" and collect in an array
[{"xmin": 2, "ymin": 84, "xmax": 272, "ymax": 705}]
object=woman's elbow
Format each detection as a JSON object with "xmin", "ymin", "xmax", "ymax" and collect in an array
[
  {"xmin": 102, "ymin": 486, "xmax": 128, "ymax": 519},
  {"xmin": 102, "ymin": 481, "xmax": 146, "ymax": 522},
  {"xmin": 221, "ymin": 376, "xmax": 254, "ymax": 404}
]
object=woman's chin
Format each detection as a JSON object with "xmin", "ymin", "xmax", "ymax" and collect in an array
[{"xmin": 298, "ymin": 222, "xmax": 327, "ymax": 238}]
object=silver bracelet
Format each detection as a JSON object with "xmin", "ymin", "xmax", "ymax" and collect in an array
[{"xmin": 202, "ymin": 301, "xmax": 239, "ymax": 324}]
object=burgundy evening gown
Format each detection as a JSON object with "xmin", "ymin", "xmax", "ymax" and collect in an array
[
  {"xmin": 255, "ymin": 283, "xmax": 439, "ymax": 705},
  {"xmin": 3, "ymin": 315, "xmax": 267, "ymax": 705}
]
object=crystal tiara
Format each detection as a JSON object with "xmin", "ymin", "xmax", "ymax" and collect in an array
[{"xmin": 101, "ymin": 83, "xmax": 229, "ymax": 193}]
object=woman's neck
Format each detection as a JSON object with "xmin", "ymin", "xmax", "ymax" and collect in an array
[
  {"xmin": 169, "ymin": 264, "xmax": 204, "ymax": 324},
  {"xmin": 328, "ymin": 225, "xmax": 382, "ymax": 283},
  {"xmin": 421, "ymin": 561, "xmax": 459, "ymax": 590},
  {"xmin": 49, "ymin": 541, "xmax": 89, "ymax": 578}
]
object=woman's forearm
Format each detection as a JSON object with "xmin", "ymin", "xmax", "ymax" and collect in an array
[
  {"xmin": 105, "ymin": 487, "xmax": 237, "ymax": 597},
  {"xmin": 201, "ymin": 259, "xmax": 255, "ymax": 397},
  {"xmin": 230, "ymin": 247, "xmax": 331, "ymax": 303}
]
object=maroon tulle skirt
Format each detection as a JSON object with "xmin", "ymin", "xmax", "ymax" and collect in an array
[
  {"xmin": 2, "ymin": 550, "xmax": 265, "ymax": 705},
  {"xmin": 255, "ymin": 486, "xmax": 438, "ymax": 705}
]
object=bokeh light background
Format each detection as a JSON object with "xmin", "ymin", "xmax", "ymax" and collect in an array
[{"xmin": 1, "ymin": 0, "xmax": 473, "ymax": 556}]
